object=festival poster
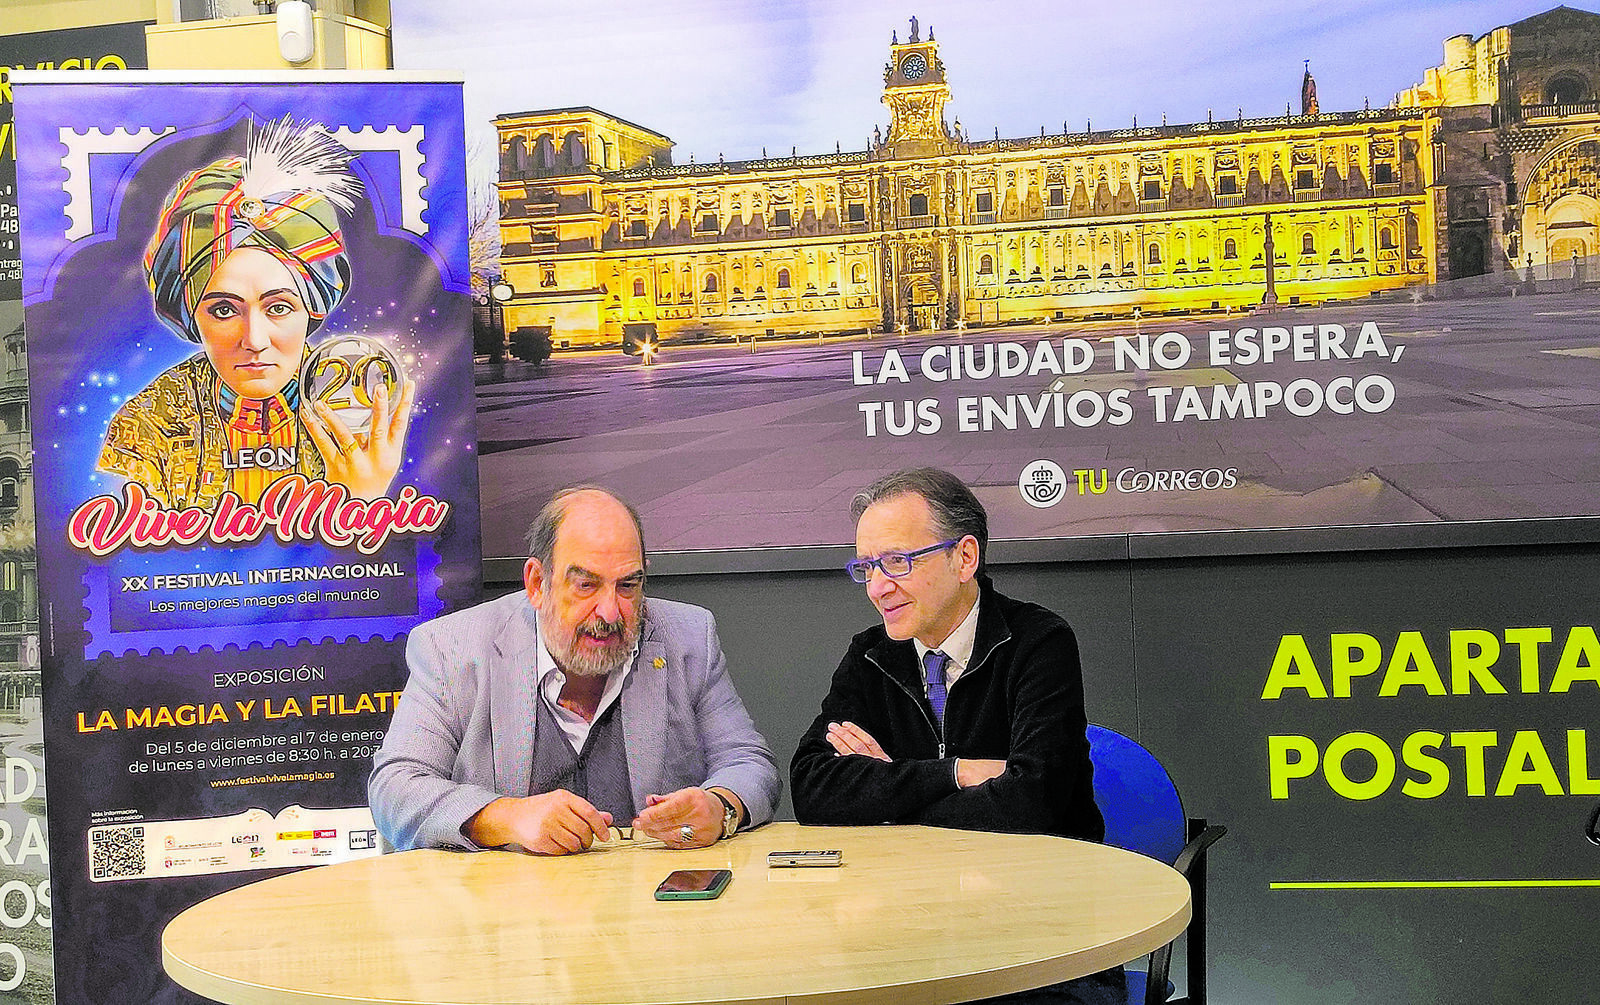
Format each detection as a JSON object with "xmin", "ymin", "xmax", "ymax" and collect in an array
[
  {"xmin": 12, "ymin": 74, "xmax": 481, "ymax": 1003},
  {"xmin": 0, "ymin": 23, "xmax": 149, "ymax": 1004},
  {"xmin": 392, "ymin": 0, "xmax": 1600, "ymax": 564}
]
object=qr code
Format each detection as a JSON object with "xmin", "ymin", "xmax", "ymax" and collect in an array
[{"xmin": 89, "ymin": 825, "xmax": 146, "ymax": 881}]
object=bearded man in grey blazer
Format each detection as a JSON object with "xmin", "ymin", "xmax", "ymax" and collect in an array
[{"xmin": 370, "ymin": 486, "xmax": 779, "ymax": 854}]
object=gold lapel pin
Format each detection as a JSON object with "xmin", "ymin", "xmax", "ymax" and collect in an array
[{"xmin": 652, "ymin": 657, "xmax": 665, "ymax": 669}]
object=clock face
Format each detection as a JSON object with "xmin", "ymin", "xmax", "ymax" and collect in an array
[{"xmin": 900, "ymin": 52, "xmax": 928, "ymax": 80}]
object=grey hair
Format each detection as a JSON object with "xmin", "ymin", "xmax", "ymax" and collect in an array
[
  {"xmin": 524, "ymin": 485, "xmax": 647, "ymax": 568},
  {"xmin": 850, "ymin": 467, "xmax": 988, "ymax": 574}
]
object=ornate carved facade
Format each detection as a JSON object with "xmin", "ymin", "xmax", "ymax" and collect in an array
[
  {"xmin": 0, "ymin": 313, "xmax": 39, "ymax": 713},
  {"xmin": 494, "ymin": 9, "xmax": 1600, "ymax": 348},
  {"xmin": 1398, "ymin": 6, "xmax": 1600, "ymax": 278}
]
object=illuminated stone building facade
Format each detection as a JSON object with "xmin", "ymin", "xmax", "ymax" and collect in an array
[
  {"xmin": 1399, "ymin": 5, "xmax": 1600, "ymax": 274},
  {"xmin": 0, "ymin": 314, "xmax": 38, "ymax": 714},
  {"xmin": 494, "ymin": 8, "xmax": 1598, "ymax": 347}
]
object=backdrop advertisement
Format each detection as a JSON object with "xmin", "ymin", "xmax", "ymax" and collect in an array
[
  {"xmin": 392, "ymin": 0, "xmax": 1600, "ymax": 562},
  {"xmin": 0, "ymin": 22, "xmax": 148, "ymax": 1004},
  {"xmin": 13, "ymin": 74, "xmax": 481, "ymax": 1003}
]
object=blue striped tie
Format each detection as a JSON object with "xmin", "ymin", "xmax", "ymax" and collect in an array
[{"xmin": 923, "ymin": 649, "xmax": 949, "ymax": 725}]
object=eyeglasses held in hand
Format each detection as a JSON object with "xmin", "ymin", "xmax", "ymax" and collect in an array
[{"xmin": 845, "ymin": 539, "xmax": 959, "ymax": 583}]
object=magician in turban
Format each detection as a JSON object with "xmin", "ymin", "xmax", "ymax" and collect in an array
[{"xmin": 97, "ymin": 118, "xmax": 415, "ymax": 510}]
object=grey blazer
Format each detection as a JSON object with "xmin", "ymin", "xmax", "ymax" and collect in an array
[{"xmin": 369, "ymin": 591, "xmax": 781, "ymax": 850}]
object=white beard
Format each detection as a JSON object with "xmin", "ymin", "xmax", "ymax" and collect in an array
[{"xmin": 540, "ymin": 597, "xmax": 643, "ymax": 678}]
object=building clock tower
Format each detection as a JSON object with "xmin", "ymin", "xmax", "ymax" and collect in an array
[{"xmin": 882, "ymin": 15, "xmax": 954, "ymax": 158}]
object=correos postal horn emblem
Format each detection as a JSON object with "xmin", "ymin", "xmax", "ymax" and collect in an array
[{"xmin": 1018, "ymin": 460, "xmax": 1066, "ymax": 508}]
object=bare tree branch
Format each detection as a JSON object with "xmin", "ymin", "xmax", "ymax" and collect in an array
[{"xmin": 465, "ymin": 129, "xmax": 502, "ymax": 297}]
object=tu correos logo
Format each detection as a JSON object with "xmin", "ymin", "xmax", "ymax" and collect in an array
[{"xmin": 1018, "ymin": 460, "xmax": 1067, "ymax": 508}]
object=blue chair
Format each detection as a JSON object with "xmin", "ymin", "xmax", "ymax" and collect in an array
[{"xmin": 1087, "ymin": 724, "xmax": 1226, "ymax": 1005}]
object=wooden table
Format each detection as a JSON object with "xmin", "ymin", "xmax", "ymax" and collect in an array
[{"xmin": 162, "ymin": 822, "xmax": 1190, "ymax": 1005}]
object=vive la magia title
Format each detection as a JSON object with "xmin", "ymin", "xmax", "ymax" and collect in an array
[
  {"xmin": 67, "ymin": 477, "xmax": 450, "ymax": 557},
  {"xmin": 852, "ymin": 320, "xmax": 1401, "ymax": 436}
]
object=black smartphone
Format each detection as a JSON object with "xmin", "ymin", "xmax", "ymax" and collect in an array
[{"xmin": 653, "ymin": 868, "xmax": 733, "ymax": 901}]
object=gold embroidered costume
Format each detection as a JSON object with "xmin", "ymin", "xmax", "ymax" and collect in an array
[{"xmin": 99, "ymin": 353, "xmax": 326, "ymax": 509}]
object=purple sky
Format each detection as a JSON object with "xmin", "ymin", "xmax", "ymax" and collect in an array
[{"xmin": 391, "ymin": 0, "xmax": 1591, "ymax": 181}]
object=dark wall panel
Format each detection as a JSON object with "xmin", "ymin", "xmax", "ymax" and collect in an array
[{"xmin": 1131, "ymin": 544, "xmax": 1600, "ymax": 1004}]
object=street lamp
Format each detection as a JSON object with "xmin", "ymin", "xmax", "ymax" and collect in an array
[
  {"xmin": 1260, "ymin": 212, "xmax": 1279, "ymax": 309},
  {"xmin": 491, "ymin": 281, "xmax": 514, "ymax": 361}
]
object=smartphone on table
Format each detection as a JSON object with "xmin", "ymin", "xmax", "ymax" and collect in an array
[
  {"xmin": 654, "ymin": 868, "xmax": 733, "ymax": 901},
  {"xmin": 767, "ymin": 850, "xmax": 843, "ymax": 868}
]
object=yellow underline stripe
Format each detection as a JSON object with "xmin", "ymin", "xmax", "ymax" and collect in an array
[{"xmin": 1272, "ymin": 879, "xmax": 1600, "ymax": 890}]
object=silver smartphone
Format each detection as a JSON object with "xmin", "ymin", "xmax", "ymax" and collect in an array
[{"xmin": 767, "ymin": 849, "xmax": 843, "ymax": 868}]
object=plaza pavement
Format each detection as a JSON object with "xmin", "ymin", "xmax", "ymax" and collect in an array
[{"xmin": 471, "ymin": 290, "xmax": 1600, "ymax": 560}]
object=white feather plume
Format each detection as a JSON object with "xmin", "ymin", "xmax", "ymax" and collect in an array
[{"xmin": 238, "ymin": 116, "xmax": 362, "ymax": 213}]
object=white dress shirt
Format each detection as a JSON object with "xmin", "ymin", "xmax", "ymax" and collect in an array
[
  {"xmin": 913, "ymin": 591, "xmax": 981, "ymax": 692},
  {"xmin": 535, "ymin": 628, "xmax": 638, "ymax": 752}
]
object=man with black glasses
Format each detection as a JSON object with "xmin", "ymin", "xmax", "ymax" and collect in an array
[{"xmin": 791, "ymin": 466, "xmax": 1117, "ymax": 1002}]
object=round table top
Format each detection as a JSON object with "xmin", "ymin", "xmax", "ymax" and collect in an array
[{"xmin": 162, "ymin": 822, "xmax": 1191, "ymax": 1005}]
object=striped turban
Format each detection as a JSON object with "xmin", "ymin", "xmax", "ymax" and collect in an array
[{"xmin": 145, "ymin": 118, "xmax": 361, "ymax": 343}]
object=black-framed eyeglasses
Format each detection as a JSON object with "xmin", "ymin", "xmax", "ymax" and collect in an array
[{"xmin": 845, "ymin": 539, "xmax": 959, "ymax": 583}]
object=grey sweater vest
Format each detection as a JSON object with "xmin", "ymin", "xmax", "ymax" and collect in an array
[{"xmin": 529, "ymin": 693, "xmax": 636, "ymax": 820}]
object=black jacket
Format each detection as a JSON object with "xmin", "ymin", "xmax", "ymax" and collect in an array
[{"xmin": 791, "ymin": 577, "xmax": 1104, "ymax": 840}]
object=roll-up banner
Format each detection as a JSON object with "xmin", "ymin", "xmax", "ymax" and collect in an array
[{"xmin": 12, "ymin": 73, "xmax": 482, "ymax": 1003}]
